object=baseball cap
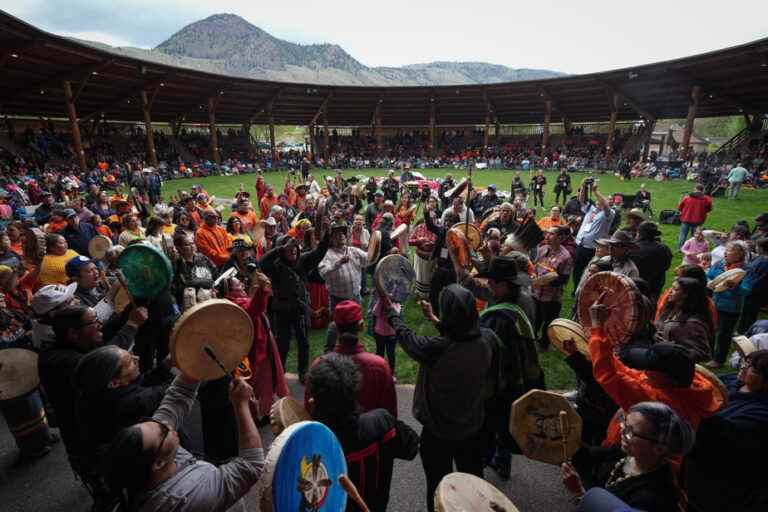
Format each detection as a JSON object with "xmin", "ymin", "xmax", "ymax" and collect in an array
[
  {"xmin": 488, "ymin": 184, "xmax": 497, "ymax": 190},
  {"xmin": 65, "ymin": 255, "xmax": 93, "ymax": 278},
  {"xmin": 63, "ymin": 208, "xmax": 78, "ymax": 219},
  {"xmin": 32, "ymin": 282, "xmax": 78, "ymax": 316},
  {"xmin": 621, "ymin": 343, "xmax": 695, "ymax": 387},
  {"xmin": 333, "ymin": 300, "xmax": 362, "ymax": 326}
]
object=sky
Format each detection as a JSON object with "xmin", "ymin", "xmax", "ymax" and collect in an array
[{"xmin": 2, "ymin": 0, "xmax": 766, "ymax": 74}]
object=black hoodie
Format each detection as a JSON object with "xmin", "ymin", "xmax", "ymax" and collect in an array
[{"xmin": 387, "ymin": 284, "xmax": 495, "ymax": 440}]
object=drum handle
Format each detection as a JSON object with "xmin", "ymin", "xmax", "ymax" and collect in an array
[
  {"xmin": 115, "ymin": 270, "xmax": 137, "ymax": 309},
  {"xmin": 339, "ymin": 474, "xmax": 370, "ymax": 512}
]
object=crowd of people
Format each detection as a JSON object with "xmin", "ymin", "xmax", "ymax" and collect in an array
[{"xmin": 1, "ymin": 144, "xmax": 768, "ymax": 512}]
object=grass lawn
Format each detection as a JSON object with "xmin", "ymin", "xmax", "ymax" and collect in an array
[{"xmin": 162, "ymin": 168, "xmax": 767, "ymax": 388}]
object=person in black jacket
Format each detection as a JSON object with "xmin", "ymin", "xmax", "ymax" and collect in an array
[
  {"xmin": 562, "ymin": 401, "xmax": 695, "ymax": 512},
  {"xmin": 381, "ymin": 284, "xmax": 494, "ymax": 512},
  {"xmin": 554, "ymin": 168, "xmax": 572, "ymax": 206},
  {"xmin": 684, "ymin": 350, "xmax": 768, "ymax": 511},
  {"xmin": 629, "ymin": 221, "xmax": 672, "ymax": 302},
  {"xmin": 304, "ymin": 353, "xmax": 418, "ymax": 512},
  {"xmin": 423, "ymin": 203, "xmax": 458, "ymax": 313},
  {"xmin": 261, "ymin": 231, "xmax": 329, "ymax": 382},
  {"xmin": 456, "ymin": 255, "xmax": 542, "ymax": 479}
]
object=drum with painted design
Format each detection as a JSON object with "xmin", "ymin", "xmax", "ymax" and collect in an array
[
  {"xmin": 434, "ymin": 472, "xmax": 518, "ymax": 512},
  {"xmin": 577, "ymin": 271, "xmax": 643, "ymax": 346}
]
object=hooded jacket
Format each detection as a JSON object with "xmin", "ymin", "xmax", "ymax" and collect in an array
[
  {"xmin": 387, "ymin": 284, "xmax": 495, "ymax": 440},
  {"xmin": 677, "ymin": 192, "xmax": 712, "ymax": 225}
]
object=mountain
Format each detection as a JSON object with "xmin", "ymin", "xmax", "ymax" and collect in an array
[{"xmin": 77, "ymin": 13, "xmax": 565, "ymax": 86}]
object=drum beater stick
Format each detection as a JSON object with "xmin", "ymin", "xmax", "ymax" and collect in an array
[
  {"xmin": 203, "ymin": 345, "xmax": 233, "ymax": 383},
  {"xmin": 339, "ymin": 474, "xmax": 370, "ymax": 512},
  {"xmin": 559, "ymin": 410, "xmax": 569, "ymax": 463}
]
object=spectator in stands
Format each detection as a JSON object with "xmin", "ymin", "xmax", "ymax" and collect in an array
[
  {"xmin": 677, "ymin": 184, "xmax": 712, "ymax": 248},
  {"xmin": 34, "ymin": 192, "xmax": 55, "ymax": 226},
  {"xmin": 61, "ymin": 208, "xmax": 97, "ymax": 257},
  {"xmin": 118, "ymin": 215, "xmax": 145, "ymax": 247},
  {"xmin": 38, "ymin": 234, "xmax": 79, "ymax": 287},
  {"xmin": 0, "ymin": 229, "xmax": 22, "ymax": 271}
]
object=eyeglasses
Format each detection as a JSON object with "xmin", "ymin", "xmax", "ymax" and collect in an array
[
  {"xmin": 141, "ymin": 417, "xmax": 170, "ymax": 460},
  {"xmin": 619, "ymin": 419, "xmax": 659, "ymax": 444},
  {"xmin": 79, "ymin": 318, "xmax": 102, "ymax": 328}
]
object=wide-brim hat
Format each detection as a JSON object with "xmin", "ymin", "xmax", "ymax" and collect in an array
[
  {"xmin": 228, "ymin": 238, "xmax": 253, "ymax": 252},
  {"xmin": 475, "ymin": 255, "xmax": 533, "ymax": 286},
  {"xmin": 626, "ymin": 208, "xmax": 647, "ymax": 221},
  {"xmin": 606, "ymin": 230, "xmax": 637, "ymax": 247}
]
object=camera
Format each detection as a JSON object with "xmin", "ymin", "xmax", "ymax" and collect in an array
[
  {"xmin": 246, "ymin": 261, "xmax": 259, "ymax": 273},
  {"xmin": 584, "ymin": 176, "xmax": 595, "ymax": 187}
]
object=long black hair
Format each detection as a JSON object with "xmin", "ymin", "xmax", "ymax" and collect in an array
[{"xmin": 307, "ymin": 353, "xmax": 360, "ymax": 431}]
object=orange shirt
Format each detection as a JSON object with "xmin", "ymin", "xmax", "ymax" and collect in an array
[
  {"xmin": 10, "ymin": 241, "xmax": 23, "ymax": 256},
  {"xmin": 590, "ymin": 326, "xmax": 721, "ymax": 448},
  {"xmin": 537, "ymin": 216, "xmax": 563, "ymax": 230},
  {"xmin": 259, "ymin": 194, "xmax": 277, "ymax": 219},
  {"xmin": 232, "ymin": 210, "xmax": 259, "ymax": 234},
  {"xmin": 95, "ymin": 224, "xmax": 114, "ymax": 239},
  {"xmin": 195, "ymin": 224, "xmax": 231, "ymax": 267}
]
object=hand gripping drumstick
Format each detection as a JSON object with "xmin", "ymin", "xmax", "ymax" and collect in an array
[
  {"xmin": 559, "ymin": 410, "xmax": 569, "ymax": 463},
  {"xmin": 339, "ymin": 474, "xmax": 370, "ymax": 512}
]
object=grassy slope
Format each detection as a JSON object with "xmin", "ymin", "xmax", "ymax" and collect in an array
[{"xmin": 163, "ymin": 168, "xmax": 766, "ymax": 387}]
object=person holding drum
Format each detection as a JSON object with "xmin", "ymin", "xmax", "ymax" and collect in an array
[
  {"xmin": 305, "ymin": 353, "xmax": 418, "ymax": 512},
  {"xmin": 562, "ymin": 401, "xmax": 695, "ymax": 511},
  {"xmin": 482, "ymin": 202, "xmax": 518, "ymax": 239},
  {"xmin": 380, "ymin": 284, "xmax": 494, "ymax": 511},
  {"xmin": 571, "ymin": 180, "xmax": 615, "ymax": 296},
  {"xmin": 441, "ymin": 195, "xmax": 475, "ymax": 225},
  {"xmin": 364, "ymin": 191, "xmax": 384, "ymax": 231},
  {"xmin": 106, "ymin": 374, "xmax": 264, "ymax": 512},
  {"xmin": 706, "ymin": 241, "xmax": 753, "ymax": 369},
  {"xmin": 685, "ymin": 350, "xmax": 768, "ymax": 511},
  {"xmin": 588, "ymin": 294, "xmax": 721, "ymax": 451},
  {"xmin": 532, "ymin": 226, "xmax": 573, "ymax": 352},
  {"xmin": 604, "ymin": 231, "xmax": 640, "ymax": 279}
]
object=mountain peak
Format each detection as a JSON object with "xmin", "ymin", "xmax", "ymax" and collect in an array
[{"xmin": 121, "ymin": 13, "xmax": 565, "ymax": 85}]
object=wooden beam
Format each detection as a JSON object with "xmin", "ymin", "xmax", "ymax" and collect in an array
[
  {"xmin": 80, "ymin": 75, "xmax": 169, "ymax": 122},
  {"xmin": 62, "ymin": 80, "xmax": 87, "ymax": 170},
  {"xmin": 309, "ymin": 93, "xmax": 333, "ymax": 126},
  {"xmin": 0, "ymin": 38, "xmax": 43, "ymax": 68},
  {"xmin": 429, "ymin": 96, "xmax": 436, "ymax": 156},
  {"xmin": 541, "ymin": 98, "xmax": 552, "ymax": 160},
  {"xmin": 208, "ymin": 96, "xmax": 221, "ymax": 166},
  {"xmin": 599, "ymin": 79, "xmax": 656, "ymax": 122},
  {"xmin": 681, "ymin": 85, "xmax": 702, "ymax": 161},
  {"xmin": 140, "ymin": 88, "xmax": 159, "ymax": 167},
  {"xmin": 267, "ymin": 101, "xmax": 277, "ymax": 166},
  {"xmin": 323, "ymin": 110, "xmax": 330, "ymax": 161},
  {"xmin": 373, "ymin": 99, "xmax": 384, "ymax": 152},
  {"xmin": 0, "ymin": 58, "xmax": 113, "ymax": 106},
  {"xmin": 605, "ymin": 92, "xmax": 622, "ymax": 165},
  {"xmin": 247, "ymin": 88, "xmax": 282, "ymax": 124}
]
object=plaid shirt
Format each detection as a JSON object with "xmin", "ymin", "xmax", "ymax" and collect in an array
[
  {"xmin": 531, "ymin": 245, "xmax": 573, "ymax": 302},
  {"xmin": 318, "ymin": 246, "xmax": 368, "ymax": 299}
]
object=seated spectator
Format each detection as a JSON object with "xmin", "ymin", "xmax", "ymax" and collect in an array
[
  {"xmin": 304, "ymin": 353, "xmax": 418, "ymax": 512},
  {"xmin": 685, "ymin": 350, "xmax": 768, "ymax": 511},
  {"xmin": 562, "ymin": 401, "xmax": 694, "ymax": 512},
  {"xmin": 654, "ymin": 277, "xmax": 714, "ymax": 363},
  {"xmin": 0, "ymin": 228, "xmax": 22, "ymax": 271},
  {"xmin": 38, "ymin": 234, "xmax": 79, "ymax": 287},
  {"xmin": 105, "ymin": 375, "xmax": 264, "ymax": 511},
  {"xmin": 118, "ymin": 215, "xmax": 146, "ymax": 247}
]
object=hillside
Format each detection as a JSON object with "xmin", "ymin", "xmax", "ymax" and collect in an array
[{"xmin": 76, "ymin": 13, "xmax": 564, "ymax": 86}]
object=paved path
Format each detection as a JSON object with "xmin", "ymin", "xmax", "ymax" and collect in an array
[{"xmin": 1, "ymin": 376, "xmax": 571, "ymax": 511}]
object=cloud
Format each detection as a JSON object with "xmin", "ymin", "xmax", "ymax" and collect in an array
[{"xmin": 57, "ymin": 30, "xmax": 141, "ymax": 48}]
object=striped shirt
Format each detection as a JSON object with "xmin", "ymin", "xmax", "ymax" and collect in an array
[{"xmin": 318, "ymin": 246, "xmax": 368, "ymax": 299}]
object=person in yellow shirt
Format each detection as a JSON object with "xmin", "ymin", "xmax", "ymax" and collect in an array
[
  {"xmin": 226, "ymin": 216, "xmax": 254, "ymax": 246},
  {"xmin": 38, "ymin": 234, "xmax": 79, "ymax": 287}
]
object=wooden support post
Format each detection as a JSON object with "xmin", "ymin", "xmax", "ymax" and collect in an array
[
  {"xmin": 374, "ymin": 101, "xmax": 383, "ymax": 153},
  {"xmin": 429, "ymin": 99, "xmax": 436, "ymax": 156},
  {"xmin": 681, "ymin": 85, "xmax": 702, "ymax": 161},
  {"xmin": 563, "ymin": 118, "xmax": 573, "ymax": 137},
  {"xmin": 642, "ymin": 120, "xmax": 656, "ymax": 163},
  {"xmin": 495, "ymin": 120, "xmax": 500, "ymax": 147},
  {"xmin": 309, "ymin": 124, "xmax": 317, "ymax": 158},
  {"xmin": 658, "ymin": 134, "xmax": 666, "ymax": 157},
  {"xmin": 140, "ymin": 90, "xmax": 158, "ymax": 167},
  {"xmin": 323, "ymin": 111, "xmax": 330, "ymax": 161},
  {"xmin": 541, "ymin": 98, "xmax": 552, "ymax": 160},
  {"xmin": 484, "ymin": 108, "xmax": 491, "ymax": 150},
  {"xmin": 268, "ymin": 112, "xmax": 277, "ymax": 166},
  {"xmin": 208, "ymin": 97, "xmax": 221, "ymax": 166},
  {"xmin": 605, "ymin": 93, "xmax": 621, "ymax": 166},
  {"xmin": 62, "ymin": 80, "xmax": 87, "ymax": 170}
]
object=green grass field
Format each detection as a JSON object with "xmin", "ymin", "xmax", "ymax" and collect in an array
[{"xmin": 162, "ymin": 168, "xmax": 767, "ymax": 387}]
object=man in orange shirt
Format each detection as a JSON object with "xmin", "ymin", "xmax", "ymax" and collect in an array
[
  {"xmin": 195, "ymin": 211, "xmax": 231, "ymax": 267},
  {"xmin": 588, "ymin": 295, "xmax": 721, "ymax": 448},
  {"xmin": 259, "ymin": 186, "xmax": 277, "ymax": 219},
  {"xmin": 537, "ymin": 206, "xmax": 563, "ymax": 230},
  {"xmin": 231, "ymin": 198, "xmax": 258, "ymax": 235}
]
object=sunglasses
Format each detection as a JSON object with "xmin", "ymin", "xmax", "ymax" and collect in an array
[{"xmin": 140, "ymin": 417, "xmax": 170, "ymax": 461}]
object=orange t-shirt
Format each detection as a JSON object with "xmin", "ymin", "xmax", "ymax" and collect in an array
[
  {"xmin": 232, "ymin": 210, "xmax": 259, "ymax": 234},
  {"xmin": 195, "ymin": 224, "xmax": 231, "ymax": 267}
]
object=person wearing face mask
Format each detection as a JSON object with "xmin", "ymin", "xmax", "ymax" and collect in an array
[
  {"xmin": 105, "ymin": 374, "xmax": 264, "ymax": 512},
  {"xmin": 561, "ymin": 401, "xmax": 695, "ymax": 512},
  {"xmin": 685, "ymin": 350, "xmax": 768, "ymax": 511}
]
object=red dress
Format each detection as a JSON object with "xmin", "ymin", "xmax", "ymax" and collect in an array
[{"xmin": 227, "ymin": 287, "xmax": 288, "ymax": 418}]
